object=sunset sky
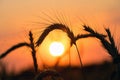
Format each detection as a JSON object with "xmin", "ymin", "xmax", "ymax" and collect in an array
[{"xmin": 0, "ymin": 0, "xmax": 120, "ymax": 74}]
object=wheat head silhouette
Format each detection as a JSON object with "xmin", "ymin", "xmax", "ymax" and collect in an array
[
  {"xmin": 83, "ymin": 25, "xmax": 120, "ymax": 80},
  {"xmin": 83, "ymin": 25, "xmax": 120, "ymax": 63},
  {"xmin": 0, "ymin": 31, "xmax": 38, "ymax": 74},
  {"xmin": 36, "ymin": 23, "xmax": 106, "ymax": 80}
]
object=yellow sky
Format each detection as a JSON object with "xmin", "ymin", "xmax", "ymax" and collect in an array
[{"xmin": 0, "ymin": 0, "xmax": 120, "ymax": 74}]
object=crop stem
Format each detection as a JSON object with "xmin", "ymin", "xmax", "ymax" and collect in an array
[{"xmin": 74, "ymin": 43, "xmax": 86, "ymax": 80}]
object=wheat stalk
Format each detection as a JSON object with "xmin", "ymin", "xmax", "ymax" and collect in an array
[
  {"xmin": 0, "ymin": 31, "xmax": 38, "ymax": 74},
  {"xmin": 83, "ymin": 25, "xmax": 120, "ymax": 79},
  {"xmin": 105, "ymin": 28, "xmax": 120, "ymax": 64},
  {"xmin": 29, "ymin": 31, "xmax": 38, "ymax": 73},
  {"xmin": 36, "ymin": 23, "xmax": 75, "ymax": 46},
  {"xmin": 36, "ymin": 23, "xmax": 99, "ymax": 80},
  {"xmin": 0, "ymin": 43, "xmax": 30, "ymax": 59},
  {"xmin": 36, "ymin": 23, "xmax": 81, "ymax": 66},
  {"xmin": 83, "ymin": 25, "xmax": 120, "ymax": 63}
]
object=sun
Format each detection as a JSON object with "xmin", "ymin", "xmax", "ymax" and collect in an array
[{"xmin": 49, "ymin": 42, "xmax": 64, "ymax": 57}]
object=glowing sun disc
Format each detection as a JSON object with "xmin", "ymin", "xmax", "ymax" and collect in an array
[{"xmin": 49, "ymin": 42, "xmax": 64, "ymax": 57}]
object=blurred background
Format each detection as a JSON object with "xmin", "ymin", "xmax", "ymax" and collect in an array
[{"xmin": 0, "ymin": 0, "xmax": 120, "ymax": 80}]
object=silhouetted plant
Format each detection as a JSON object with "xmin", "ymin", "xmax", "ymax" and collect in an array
[
  {"xmin": 36, "ymin": 23, "xmax": 105, "ymax": 80},
  {"xmin": 83, "ymin": 25, "xmax": 120, "ymax": 80},
  {"xmin": 0, "ymin": 43, "xmax": 29, "ymax": 58},
  {"xmin": 0, "ymin": 31, "xmax": 38, "ymax": 74},
  {"xmin": 83, "ymin": 25, "xmax": 120, "ymax": 64},
  {"xmin": 29, "ymin": 31, "xmax": 38, "ymax": 73}
]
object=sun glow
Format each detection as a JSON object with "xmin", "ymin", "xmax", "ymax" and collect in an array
[{"xmin": 49, "ymin": 42, "xmax": 64, "ymax": 57}]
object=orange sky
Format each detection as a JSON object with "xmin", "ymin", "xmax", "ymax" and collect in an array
[{"xmin": 0, "ymin": 0, "xmax": 120, "ymax": 74}]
